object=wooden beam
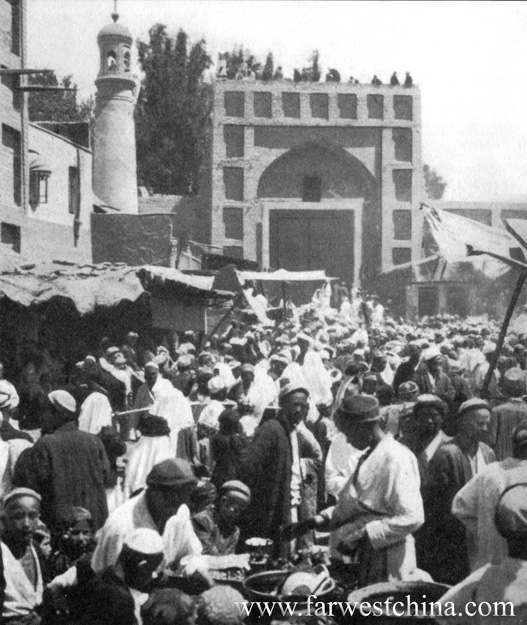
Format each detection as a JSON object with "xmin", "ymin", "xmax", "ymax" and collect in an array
[
  {"xmin": 0, "ymin": 69, "xmax": 54, "ymax": 75},
  {"xmin": 16, "ymin": 86, "xmax": 77, "ymax": 92},
  {"xmin": 481, "ymin": 271, "xmax": 527, "ymax": 398}
]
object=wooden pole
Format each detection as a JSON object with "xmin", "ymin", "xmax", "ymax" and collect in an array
[
  {"xmin": 282, "ymin": 281, "xmax": 287, "ymax": 322},
  {"xmin": 481, "ymin": 271, "xmax": 527, "ymax": 398},
  {"xmin": 202, "ymin": 295, "xmax": 242, "ymax": 346}
]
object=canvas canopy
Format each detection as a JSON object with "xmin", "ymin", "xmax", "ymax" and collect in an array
[{"xmin": 0, "ymin": 261, "xmax": 233, "ymax": 316}]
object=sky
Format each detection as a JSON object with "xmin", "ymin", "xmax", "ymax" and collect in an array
[{"xmin": 28, "ymin": 0, "xmax": 527, "ymax": 203}]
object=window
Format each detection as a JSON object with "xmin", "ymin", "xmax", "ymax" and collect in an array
[
  {"xmin": 224, "ymin": 125, "xmax": 244, "ymax": 158},
  {"xmin": 393, "ymin": 95, "xmax": 413, "ymax": 120},
  {"xmin": 254, "ymin": 92, "xmax": 272, "ymax": 118},
  {"xmin": 367, "ymin": 94, "xmax": 384, "ymax": 119},
  {"xmin": 224, "ymin": 92, "xmax": 245, "ymax": 117},
  {"xmin": 338, "ymin": 94, "xmax": 357, "ymax": 119},
  {"xmin": 123, "ymin": 49, "xmax": 131, "ymax": 71},
  {"xmin": 302, "ymin": 176, "xmax": 322, "ymax": 202},
  {"xmin": 2, "ymin": 124, "xmax": 21, "ymax": 206},
  {"xmin": 29, "ymin": 172, "xmax": 48, "ymax": 206},
  {"xmin": 9, "ymin": 0, "xmax": 21, "ymax": 56},
  {"xmin": 223, "ymin": 246, "xmax": 243, "ymax": 259},
  {"xmin": 392, "ymin": 247, "xmax": 411, "ymax": 266},
  {"xmin": 393, "ymin": 128, "xmax": 412, "ymax": 162},
  {"xmin": 393, "ymin": 170, "xmax": 412, "ymax": 202},
  {"xmin": 393, "ymin": 210, "xmax": 412, "ymax": 240},
  {"xmin": 1, "ymin": 65, "xmax": 20, "ymax": 109},
  {"xmin": 282, "ymin": 92, "xmax": 300, "ymax": 118},
  {"xmin": 223, "ymin": 167, "xmax": 244, "ymax": 201},
  {"xmin": 1, "ymin": 222, "xmax": 21, "ymax": 253},
  {"xmin": 310, "ymin": 93, "xmax": 329, "ymax": 119},
  {"xmin": 223, "ymin": 206, "xmax": 243, "ymax": 240},
  {"xmin": 107, "ymin": 50, "xmax": 117, "ymax": 71},
  {"xmin": 69, "ymin": 167, "xmax": 80, "ymax": 215}
]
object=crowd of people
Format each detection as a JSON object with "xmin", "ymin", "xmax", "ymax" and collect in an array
[{"xmin": 0, "ymin": 282, "xmax": 526, "ymax": 623}]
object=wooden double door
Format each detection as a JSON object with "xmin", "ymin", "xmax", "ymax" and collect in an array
[{"xmin": 269, "ymin": 209, "xmax": 355, "ymax": 302}]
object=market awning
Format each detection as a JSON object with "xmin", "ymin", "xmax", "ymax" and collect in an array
[
  {"xmin": 236, "ymin": 269, "xmax": 333, "ymax": 283},
  {"xmin": 0, "ymin": 261, "xmax": 234, "ymax": 315}
]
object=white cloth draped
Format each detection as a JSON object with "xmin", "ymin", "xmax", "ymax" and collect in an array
[
  {"xmin": 92, "ymin": 491, "xmax": 202, "ymax": 573},
  {"xmin": 1, "ymin": 543, "xmax": 43, "ymax": 621},
  {"xmin": 124, "ymin": 436, "xmax": 173, "ymax": 499},
  {"xmin": 452, "ymin": 458, "xmax": 527, "ymax": 571},
  {"xmin": 79, "ymin": 392, "xmax": 113, "ymax": 435}
]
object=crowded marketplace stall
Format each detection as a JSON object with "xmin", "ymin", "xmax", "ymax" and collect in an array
[{"xmin": 0, "ymin": 258, "xmax": 526, "ymax": 624}]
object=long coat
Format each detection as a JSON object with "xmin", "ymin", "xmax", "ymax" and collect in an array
[
  {"xmin": 422, "ymin": 440, "xmax": 495, "ymax": 585},
  {"xmin": 13, "ymin": 421, "xmax": 111, "ymax": 531},
  {"xmin": 238, "ymin": 413, "xmax": 321, "ymax": 554}
]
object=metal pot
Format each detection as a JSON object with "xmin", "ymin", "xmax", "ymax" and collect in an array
[
  {"xmin": 346, "ymin": 581, "xmax": 450, "ymax": 624},
  {"xmin": 243, "ymin": 569, "xmax": 337, "ymax": 618}
]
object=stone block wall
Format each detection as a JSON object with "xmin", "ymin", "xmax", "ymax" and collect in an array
[{"xmin": 207, "ymin": 79, "xmax": 423, "ymax": 281}]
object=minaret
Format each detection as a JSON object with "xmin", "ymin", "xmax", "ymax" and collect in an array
[{"xmin": 93, "ymin": 8, "xmax": 138, "ymax": 213}]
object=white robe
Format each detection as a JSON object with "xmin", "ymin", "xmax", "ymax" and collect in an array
[
  {"xmin": 124, "ymin": 435, "xmax": 173, "ymax": 499},
  {"xmin": 198, "ymin": 400, "xmax": 225, "ymax": 432},
  {"xmin": 325, "ymin": 432, "xmax": 361, "ymax": 500},
  {"xmin": 136, "ymin": 377, "xmax": 194, "ymax": 456},
  {"xmin": 79, "ymin": 392, "xmax": 113, "ymax": 434},
  {"xmin": 0, "ymin": 379, "xmax": 19, "ymax": 410},
  {"xmin": 452, "ymin": 457, "xmax": 527, "ymax": 570},
  {"xmin": 92, "ymin": 491, "xmax": 202, "ymax": 573},
  {"xmin": 323, "ymin": 434, "xmax": 425, "ymax": 582},
  {"xmin": 436, "ymin": 558, "xmax": 527, "ymax": 625},
  {"xmin": 1, "ymin": 542, "xmax": 43, "ymax": 620},
  {"xmin": 0, "ymin": 438, "xmax": 32, "ymax": 500}
]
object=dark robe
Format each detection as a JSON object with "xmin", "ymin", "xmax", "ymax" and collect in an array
[
  {"xmin": 392, "ymin": 360, "xmax": 418, "ymax": 393},
  {"xmin": 414, "ymin": 365, "xmax": 455, "ymax": 405},
  {"xmin": 211, "ymin": 432, "xmax": 245, "ymax": 489},
  {"xmin": 13, "ymin": 421, "xmax": 111, "ymax": 531},
  {"xmin": 490, "ymin": 399, "xmax": 527, "ymax": 460},
  {"xmin": 238, "ymin": 413, "xmax": 293, "ymax": 552},
  {"xmin": 422, "ymin": 440, "xmax": 495, "ymax": 585},
  {"xmin": 238, "ymin": 414, "xmax": 321, "ymax": 556},
  {"xmin": 54, "ymin": 565, "xmax": 137, "ymax": 625},
  {"xmin": 0, "ymin": 421, "xmax": 33, "ymax": 443}
]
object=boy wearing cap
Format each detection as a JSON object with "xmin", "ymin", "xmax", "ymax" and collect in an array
[
  {"xmin": 192, "ymin": 480, "xmax": 251, "ymax": 556},
  {"xmin": 1, "ymin": 488, "xmax": 45, "ymax": 623}
]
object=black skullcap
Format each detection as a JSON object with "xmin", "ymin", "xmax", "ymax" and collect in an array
[{"xmin": 146, "ymin": 459, "xmax": 197, "ymax": 488}]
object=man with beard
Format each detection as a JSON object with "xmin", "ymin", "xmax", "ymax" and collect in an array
[
  {"xmin": 403, "ymin": 395, "xmax": 452, "ymax": 573},
  {"xmin": 424, "ymin": 398, "xmax": 495, "ymax": 584},
  {"xmin": 239, "ymin": 381, "xmax": 321, "ymax": 557}
]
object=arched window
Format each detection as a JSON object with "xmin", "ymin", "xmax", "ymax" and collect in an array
[
  {"xmin": 107, "ymin": 50, "xmax": 117, "ymax": 70},
  {"xmin": 123, "ymin": 49, "xmax": 131, "ymax": 71}
]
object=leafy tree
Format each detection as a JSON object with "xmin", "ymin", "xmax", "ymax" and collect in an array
[
  {"xmin": 28, "ymin": 72, "xmax": 93, "ymax": 123},
  {"xmin": 262, "ymin": 52, "xmax": 274, "ymax": 81},
  {"xmin": 218, "ymin": 46, "xmax": 263, "ymax": 79},
  {"xmin": 301, "ymin": 50, "xmax": 321, "ymax": 82},
  {"xmin": 135, "ymin": 25, "xmax": 212, "ymax": 195},
  {"xmin": 423, "ymin": 164, "xmax": 447, "ymax": 200}
]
